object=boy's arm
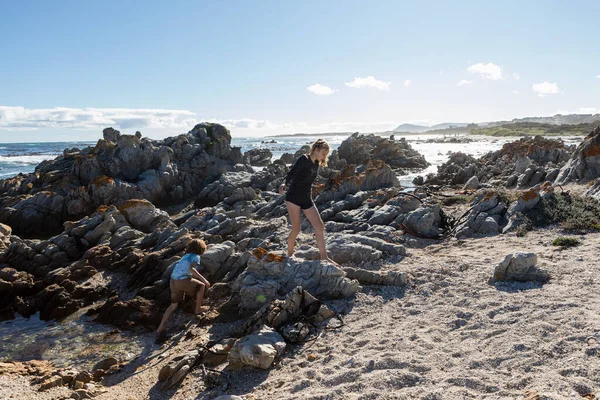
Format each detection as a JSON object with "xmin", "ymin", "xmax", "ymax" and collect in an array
[{"xmin": 191, "ymin": 264, "xmax": 210, "ymax": 287}]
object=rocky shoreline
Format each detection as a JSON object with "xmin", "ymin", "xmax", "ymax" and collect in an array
[{"xmin": 1, "ymin": 124, "xmax": 600, "ymax": 399}]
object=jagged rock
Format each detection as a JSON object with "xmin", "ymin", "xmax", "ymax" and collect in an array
[
  {"xmin": 281, "ymin": 322, "xmax": 310, "ymax": 343},
  {"xmin": 514, "ymin": 156, "xmax": 531, "ymax": 174},
  {"xmin": 199, "ymin": 241, "xmax": 235, "ymax": 279},
  {"xmin": 228, "ymin": 326, "xmax": 286, "ymax": 369},
  {"xmin": 202, "ymin": 338, "xmax": 237, "ymax": 367},
  {"xmin": 490, "ymin": 252, "xmax": 549, "ymax": 283},
  {"xmin": 463, "ymin": 175, "xmax": 479, "ymax": 190},
  {"xmin": 315, "ymin": 160, "xmax": 399, "ymax": 203},
  {"xmin": 233, "ymin": 249, "xmax": 359, "ymax": 311},
  {"xmin": 343, "ymin": 267, "xmax": 407, "ymax": 286},
  {"xmin": 585, "ymin": 179, "xmax": 600, "ymax": 201},
  {"xmin": 93, "ymin": 295, "xmax": 163, "ymax": 330},
  {"xmin": 556, "ymin": 125, "xmax": 600, "ymax": 184},
  {"xmin": 0, "ymin": 223, "xmax": 11, "ymax": 252},
  {"xmin": 118, "ymin": 199, "xmax": 175, "ymax": 233},
  {"xmin": 158, "ymin": 350, "xmax": 201, "ymax": 389},
  {"xmin": 39, "ymin": 375, "xmax": 63, "ymax": 391},
  {"xmin": 294, "ymin": 146, "xmax": 310, "ymax": 158},
  {"xmin": 428, "ymin": 136, "xmax": 573, "ymax": 188},
  {"xmin": 337, "ymin": 133, "xmax": 429, "ymax": 170},
  {"xmin": 242, "ymin": 287, "xmax": 322, "ymax": 335},
  {"xmin": 279, "ymin": 153, "xmax": 295, "ymax": 164},
  {"xmin": 455, "ymin": 191, "xmax": 507, "ymax": 238},
  {"xmin": 249, "ymin": 163, "xmax": 288, "ymax": 191},
  {"xmin": 243, "ymin": 148, "xmax": 272, "ymax": 166},
  {"xmin": 109, "ymin": 226, "xmax": 145, "ymax": 249},
  {"xmin": 71, "ymin": 389, "xmax": 94, "ymax": 400},
  {"xmin": 0, "ymin": 123, "xmax": 241, "ymax": 237},
  {"xmin": 197, "ymin": 172, "xmax": 254, "ymax": 207},
  {"xmin": 103, "ymin": 127, "xmax": 121, "ymax": 143},
  {"xmin": 92, "ymin": 357, "xmax": 118, "ymax": 372},
  {"xmin": 400, "ymin": 204, "xmax": 442, "ymax": 237}
]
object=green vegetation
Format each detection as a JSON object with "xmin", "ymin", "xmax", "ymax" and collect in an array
[
  {"xmin": 552, "ymin": 237, "xmax": 581, "ymax": 247},
  {"xmin": 526, "ymin": 193, "xmax": 600, "ymax": 232},
  {"xmin": 441, "ymin": 194, "xmax": 472, "ymax": 206},
  {"xmin": 470, "ymin": 121, "xmax": 599, "ymax": 137}
]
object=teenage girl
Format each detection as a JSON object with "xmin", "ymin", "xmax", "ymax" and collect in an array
[{"xmin": 279, "ymin": 139, "xmax": 339, "ymax": 266}]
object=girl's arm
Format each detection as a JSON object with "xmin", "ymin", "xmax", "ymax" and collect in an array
[{"xmin": 281, "ymin": 155, "xmax": 307, "ymax": 189}]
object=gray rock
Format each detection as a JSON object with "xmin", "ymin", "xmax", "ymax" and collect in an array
[
  {"xmin": 228, "ymin": 326, "xmax": 286, "ymax": 369},
  {"xmin": 556, "ymin": 125, "xmax": 600, "ymax": 184},
  {"xmin": 243, "ymin": 148, "xmax": 273, "ymax": 166},
  {"xmin": 463, "ymin": 175, "xmax": 480, "ymax": 190},
  {"xmin": 514, "ymin": 156, "xmax": 531, "ymax": 174},
  {"xmin": 233, "ymin": 251, "xmax": 359, "ymax": 311},
  {"xmin": 401, "ymin": 205, "xmax": 442, "ymax": 237},
  {"xmin": 337, "ymin": 133, "xmax": 429, "ymax": 169},
  {"xmin": 491, "ymin": 252, "xmax": 549, "ymax": 283}
]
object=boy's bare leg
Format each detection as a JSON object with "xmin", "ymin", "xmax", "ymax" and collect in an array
[
  {"xmin": 194, "ymin": 283, "xmax": 210, "ymax": 314},
  {"xmin": 157, "ymin": 302, "xmax": 178, "ymax": 333}
]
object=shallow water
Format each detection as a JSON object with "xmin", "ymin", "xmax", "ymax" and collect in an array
[{"xmin": 0, "ymin": 309, "xmax": 149, "ymax": 370}]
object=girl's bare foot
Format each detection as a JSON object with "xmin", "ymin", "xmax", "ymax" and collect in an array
[{"xmin": 322, "ymin": 257, "xmax": 341, "ymax": 267}]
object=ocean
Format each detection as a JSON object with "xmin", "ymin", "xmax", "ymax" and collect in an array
[{"xmin": 0, "ymin": 134, "xmax": 585, "ymax": 185}]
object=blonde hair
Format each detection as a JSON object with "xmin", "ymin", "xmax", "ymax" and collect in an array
[{"xmin": 309, "ymin": 139, "xmax": 330, "ymax": 166}]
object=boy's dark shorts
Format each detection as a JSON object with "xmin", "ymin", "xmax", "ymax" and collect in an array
[{"xmin": 170, "ymin": 278, "xmax": 201, "ymax": 303}]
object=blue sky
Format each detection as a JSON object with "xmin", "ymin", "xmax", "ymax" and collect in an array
[{"xmin": 1, "ymin": 0, "xmax": 599, "ymax": 142}]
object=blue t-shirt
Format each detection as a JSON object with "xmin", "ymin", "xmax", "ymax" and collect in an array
[{"xmin": 171, "ymin": 253, "xmax": 201, "ymax": 280}]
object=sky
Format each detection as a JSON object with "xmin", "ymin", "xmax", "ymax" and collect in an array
[{"xmin": 0, "ymin": 0, "xmax": 599, "ymax": 142}]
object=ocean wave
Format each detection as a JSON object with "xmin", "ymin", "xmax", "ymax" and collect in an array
[{"xmin": 0, "ymin": 154, "xmax": 57, "ymax": 164}]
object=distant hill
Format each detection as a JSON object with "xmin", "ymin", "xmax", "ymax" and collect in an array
[
  {"xmin": 470, "ymin": 121, "xmax": 600, "ymax": 137},
  {"xmin": 393, "ymin": 122, "xmax": 469, "ymax": 133},
  {"xmin": 483, "ymin": 114, "xmax": 600, "ymax": 128}
]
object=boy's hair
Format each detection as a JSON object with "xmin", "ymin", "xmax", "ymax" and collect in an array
[{"xmin": 186, "ymin": 239, "xmax": 207, "ymax": 255}]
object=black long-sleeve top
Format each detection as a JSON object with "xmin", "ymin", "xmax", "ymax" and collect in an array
[{"xmin": 284, "ymin": 154, "xmax": 320, "ymax": 193}]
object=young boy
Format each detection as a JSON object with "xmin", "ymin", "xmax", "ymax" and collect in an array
[{"xmin": 156, "ymin": 239, "xmax": 211, "ymax": 343}]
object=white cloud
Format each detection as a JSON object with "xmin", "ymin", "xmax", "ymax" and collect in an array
[
  {"xmin": 306, "ymin": 83, "xmax": 337, "ymax": 96},
  {"xmin": 467, "ymin": 62, "xmax": 504, "ymax": 80},
  {"xmin": 513, "ymin": 73, "xmax": 520, "ymax": 80},
  {"xmin": 513, "ymin": 90, "xmax": 520, "ymax": 94},
  {"xmin": 0, "ymin": 106, "xmax": 198, "ymax": 130},
  {"xmin": 597, "ymin": 74, "xmax": 600, "ymax": 78},
  {"xmin": 457, "ymin": 80, "xmax": 472, "ymax": 87},
  {"xmin": 345, "ymin": 76, "xmax": 391, "ymax": 91},
  {"xmin": 0, "ymin": 105, "xmax": 402, "ymax": 138},
  {"xmin": 403, "ymin": 80, "xmax": 412, "ymax": 88},
  {"xmin": 532, "ymin": 81, "xmax": 560, "ymax": 96}
]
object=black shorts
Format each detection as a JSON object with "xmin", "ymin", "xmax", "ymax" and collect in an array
[{"xmin": 285, "ymin": 191, "xmax": 315, "ymax": 210}]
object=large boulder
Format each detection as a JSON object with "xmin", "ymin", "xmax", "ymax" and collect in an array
[
  {"xmin": 0, "ymin": 123, "xmax": 242, "ymax": 237},
  {"xmin": 337, "ymin": 133, "xmax": 429, "ymax": 170},
  {"xmin": 0, "ymin": 223, "xmax": 11, "ymax": 252},
  {"xmin": 118, "ymin": 200, "xmax": 175, "ymax": 233},
  {"xmin": 490, "ymin": 252, "xmax": 549, "ymax": 283},
  {"xmin": 427, "ymin": 136, "xmax": 573, "ymax": 187},
  {"xmin": 243, "ymin": 149, "xmax": 272, "ymax": 166},
  {"xmin": 228, "ymin": 326, "xmax": 286, "ymax": 369},
  {"xmin": 232, "ymin": 249, "xmax": 359, "ymax": 311},
  {"xmin": 555, "ymin": 126, "xmax": 600, "ymax": 184}
]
